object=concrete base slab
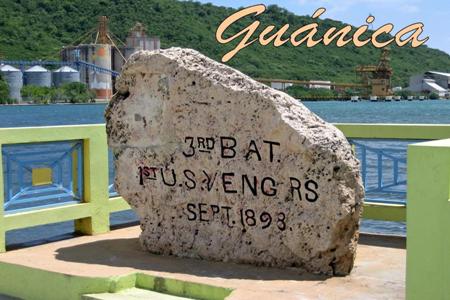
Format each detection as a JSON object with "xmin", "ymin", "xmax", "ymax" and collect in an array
[
  {"xmin": 0, "ymin": 295, "xmax": 19, "ymax": 300},
  {"xmin": 0, "ymin": 226, "xmax": 405, "ymax": 300},
  {"xmin": 83, "ymin": 288, "xmax": 193, "ymax": 300}
]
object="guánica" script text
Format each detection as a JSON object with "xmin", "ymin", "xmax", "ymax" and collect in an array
[{"xmin": 216, "ymin": 5, "xmax": 429, "ymax": 62}]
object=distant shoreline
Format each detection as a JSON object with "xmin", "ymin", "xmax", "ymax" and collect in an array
[
  {"xmin": 0, "ymin": 102, "xmax": 108, "ymax": 106},
  {"xmin": 0, "ymin": 99, "xmax": 448, "ymax": 107}
]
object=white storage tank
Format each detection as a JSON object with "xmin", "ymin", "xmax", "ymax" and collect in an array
[
  {"xmin": 0, "ymin": 64, "xmax": 23, "ymax": 102},
  {"xmin": 52, "ymin": 66, "xmax": 80, "ymax": 87},
  {"xmin": 24, "ymin": 65, "xmax": 52, "ymax": 87}
]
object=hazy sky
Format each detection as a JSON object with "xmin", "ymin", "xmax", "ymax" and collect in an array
[{"xmin": 198, "ymin": 0, "xmax": 450, "ymax": 54}]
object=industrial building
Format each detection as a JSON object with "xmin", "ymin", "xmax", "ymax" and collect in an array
[
  {"xmin": 0, "ymin": 64, "xmax": 23, "ymax": 102},
  {"xmin": 270, "ymin": 82, "xmax": 293, "ymax": 90},
  {"xmin": 61, "ymin": 44, "xmax": 113, "ymax": 99},
  {"xmin": 307, "ymin": 80, "xmax": 332, "ymax": 89},
  {"xmin": 0, "ymin": 16, "xmax": 159, "ymax": 103},
  {"xmin": 112, "ymin": 22, "xmax": 160, "ymax": 72},
  {"xmin": 61, "ymin": 16, "xmax": 160, "ymax": 100},
  {"xmin": 265, "ymin": 48, "xmax": 394, "ymax": 99},
  {"xmin": 408, "ymin": 71, "xmax": 450, "ymax": 97}
]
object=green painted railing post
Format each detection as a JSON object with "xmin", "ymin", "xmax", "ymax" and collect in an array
[
  {"xmin": 0, "ymin": 148, "xmax": 5, "ymax": 253},
  {"xmin": 0, "ymin": 214, "xmax": 4, "ymax": 253},
  {"xmin": 74, "ymin": 128, "xmax": 110, "ymax": 235},
  {"xmin": 407, "ymin": 139, "xmax": 450, "ymax": 299}
]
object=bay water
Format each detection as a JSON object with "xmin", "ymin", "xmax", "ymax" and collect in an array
[{"xmin": 2, "ymin": 100, "xmax": 449, "ymax": 247}]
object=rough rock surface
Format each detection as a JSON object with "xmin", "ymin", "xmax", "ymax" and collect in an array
[{"xmin": 105, "ymin": 48, "xmax": 364, "ymax": 275}]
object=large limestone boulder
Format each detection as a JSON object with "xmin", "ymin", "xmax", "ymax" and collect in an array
[{"xmin": 105, "ymin": 48, "xmax": 364, "ymax": 275}]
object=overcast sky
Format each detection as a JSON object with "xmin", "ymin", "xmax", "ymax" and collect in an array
[{"xmin": 198, "ymin": 0, "xmax": 450, "ymax": 54}]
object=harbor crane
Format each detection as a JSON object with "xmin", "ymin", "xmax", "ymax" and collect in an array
[
  {"xmin": 355, "ymin": 47, "xmax": 393, "ymax": 97},
  {"xmin": 258, "ymin": 48, "xmax": 394, "ymax": 98}
]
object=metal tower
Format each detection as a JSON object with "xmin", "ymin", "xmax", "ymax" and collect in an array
[{"xmin": 355, "ymin": 47, "xmax": 393, "ymax": 97}]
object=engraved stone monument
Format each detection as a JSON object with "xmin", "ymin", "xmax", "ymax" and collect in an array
[{"xmin": 105, "ymin": 48, "xmax": 364, "ymax": 275}]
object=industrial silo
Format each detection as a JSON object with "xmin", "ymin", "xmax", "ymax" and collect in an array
[
  {"xmin": 61, "ymin": 45, "xmax": 88, "ymax": 85},
  {"xmin": 125, "ymin": 22, "xmax": 160, "ymax": 51},
  {"xmin": 112, "ymin": 22, "xmax": 161, "ymax": 74},
  {"xmin": 89, "ymin": 44, "xmax": 112, "ymax": 99},
  {"xmin": 148, "ymin": 37, "xmax": 160, "ymax": 50},
  {"xmin": 61, "ymin": 44, "xmax": 112, "ymax": 99},
  {"xmin": 52, "ymin": 66, "xmax": 80, "ymax": 87},
  {"xmin": 112, "ymin": 47, "xmax": 132, "ymax": 73},
  {"xmin": 0, "ymin": 64, "xmax": 23, "ymax": 102},
  {"xmin": 24, "ymin": 66, "xmax": 52, "ymax": 87}
]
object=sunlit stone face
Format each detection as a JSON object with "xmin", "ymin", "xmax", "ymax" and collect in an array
[{"xmin": 105, "ymin": 47, "xmax": 364, "ymax": 275}]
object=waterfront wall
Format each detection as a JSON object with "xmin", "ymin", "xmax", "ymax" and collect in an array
[
  {"xmin": 4, "ymin": 123, "xmax": 450, "ymax": 249},
  {"xmin": 0, "ymin": 124, "xmax": 449, "ymax": 299},
  {"xmin": 407, "ymin": 139, "xmax": 450, "ymax": 300},
  {"xmin": 0, "ymin": 123, "xmax": 428, "ymax": 252},
  {"xmin": 0, "ymin": 125, "xmax": 129, "ymax": 253}
]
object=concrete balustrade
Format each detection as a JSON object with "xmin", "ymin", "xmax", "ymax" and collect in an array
[
  {"xmin": 407, "ymin": 139, "xmax": 450, "ymax": 299},
  {"xmin": 0, "ymin": 123, "xmax": 449, "ymax": 299},
  {"xmin": 0, "ymin": 125, "xmax": 129, "ymax": 253}
]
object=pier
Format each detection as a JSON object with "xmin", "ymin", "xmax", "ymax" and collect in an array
[{"xmin": 0, "ymin": 124, "xmax": 449, "ymax": 299}]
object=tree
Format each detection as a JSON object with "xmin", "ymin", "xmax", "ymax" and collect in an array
[
  {"xmin": 21, "ymin": 85, "xmax": 52, "ymax": 104},
  {"xmin": 285, "ymin": 85, "xmax": 338, "ymax": 100},
  {"xmin": 394, "ymin": 89, "xmax": 415, "ymax": 99},
  {"xmin": 60, "ymin": 82, "xmax": 95, "ymax": 103},
  {"xmin": 0, "ymin": 0, "xmax": 449, "ymax": 87},
  {"xmin": 0, "ymin": 74, "xmax": 10, "ymax": 103},
  {"xmin": 429, "ymin": 92, "xmax": 439, "ymax": 100},
  {"xmin": 20, "ymin": 82, "xmax": 95, "ymax": 104}
]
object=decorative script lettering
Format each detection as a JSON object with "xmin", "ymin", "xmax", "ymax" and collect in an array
[{"xmin": 216, "ymin": 5, "xmax": 429, "ymax": 62}]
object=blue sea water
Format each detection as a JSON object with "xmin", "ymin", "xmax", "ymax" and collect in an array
[
  {"xmin": 2, "ymin": 100, "xmax": 449, "ymax": 247},
  {"xmin": 0, "ymin": 100, "xmax": 449, "ymax": 127}
]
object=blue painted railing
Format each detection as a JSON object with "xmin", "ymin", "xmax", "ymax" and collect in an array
[
  {"xmin": 0, "ymin": 60, "xmax": 120, "ymax": 77},
  {"xmin": 2, "ymin": 140, "xmax": 84, "ymax": 213},
  {"xmin": 2, "ymin": 138, "xmax": 411, "ymax": 212},
  {"xmin": 351, "ymin": 139, "xmax": 408, "ymax": 205},
  {"xmin": 73, "ymin": 61, "xmax": 120, "ymax": 77},
  {"xmin": 108, "ymin": 150, "xmax": 118, "ymax": 197}
]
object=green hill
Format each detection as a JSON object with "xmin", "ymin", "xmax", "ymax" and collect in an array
[{"xmin": 1, "ymin": 0, "xmax": 449, "ymax": 86}]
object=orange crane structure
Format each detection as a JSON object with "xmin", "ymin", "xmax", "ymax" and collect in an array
[
  {"xmin": 355, "ymin": 47, "xmax": 393, "ymax": 97},
  {"xmin": 257, "ymin": 48, "xmax": 393, "ymax": 98}
]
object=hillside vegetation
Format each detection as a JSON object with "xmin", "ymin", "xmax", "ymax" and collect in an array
[{"xmin": 1, "ymin": 0, "xmax": 449, "ymax": 86}]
